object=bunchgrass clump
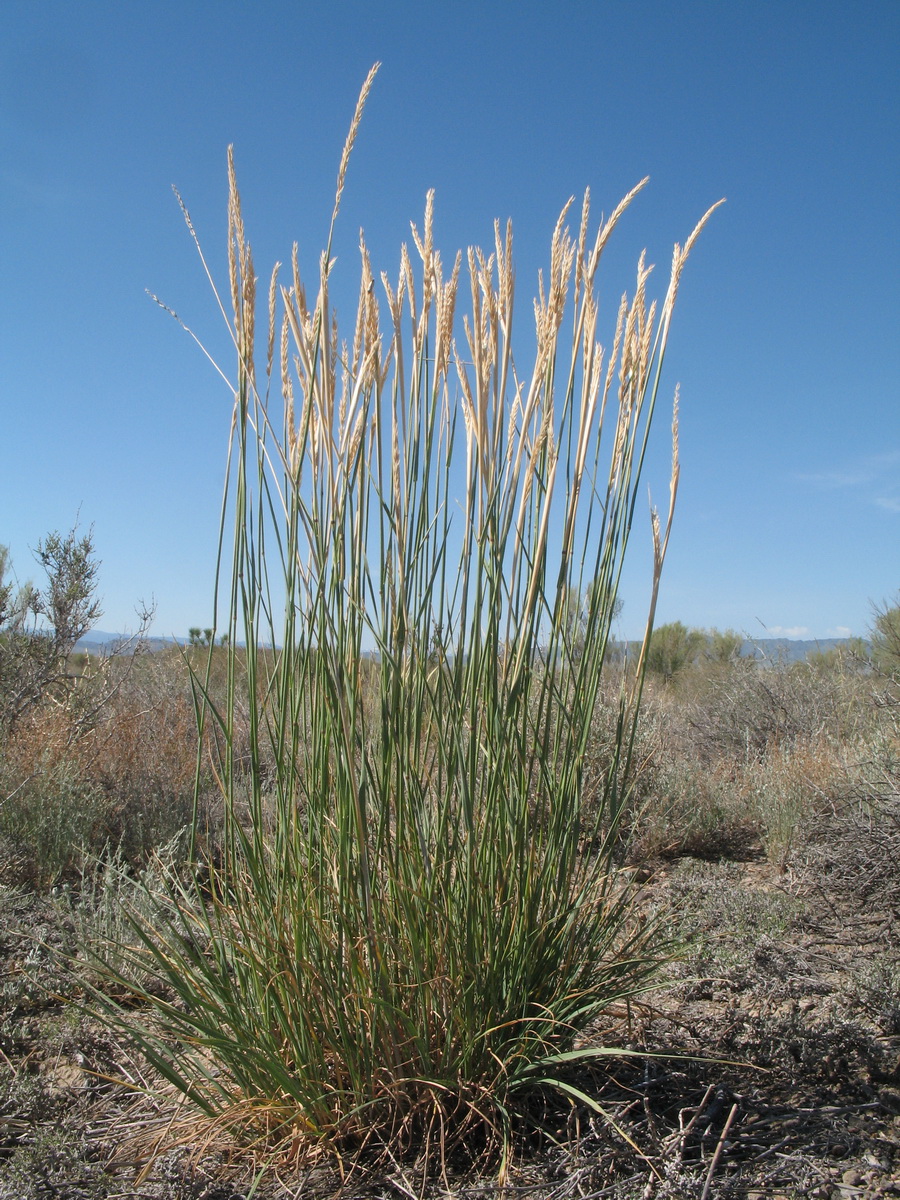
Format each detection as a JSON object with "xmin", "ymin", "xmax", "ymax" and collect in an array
[{"xmin": 84, "ymin": 65, "xmax": 721, "ymax": 1177}]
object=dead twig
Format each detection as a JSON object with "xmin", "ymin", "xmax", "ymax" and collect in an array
[{"xmin": 699, "ymin": 1101, "xmax": 738, "ymax": 1200}]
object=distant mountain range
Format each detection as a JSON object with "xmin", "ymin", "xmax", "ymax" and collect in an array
[
  {"xmin": 738, "ymin": 637, "xmax": 862, "ymax": 664},
  {"xmin": 76, "ymin": 631, "xmax": 863, "ymax": 664},
  {"xmin": 75, "ymin": 630, "xmax": 188, "ymax": 654}
]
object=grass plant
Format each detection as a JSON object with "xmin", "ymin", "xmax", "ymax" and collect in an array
[{"xmin": 84, "ymin": 66, "xmax": 721, "ymax": 1175}]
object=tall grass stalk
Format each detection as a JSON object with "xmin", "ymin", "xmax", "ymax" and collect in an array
[{"xmin": 88, "ymin": 66, "xmax": 720, "ymax": 1172}]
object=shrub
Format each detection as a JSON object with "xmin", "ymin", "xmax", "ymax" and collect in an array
[
  {"xmin": 645, "ymin": 621, "xmax": 706, "ymax": 684},
  {"xmin": 0, "ymin": 708, "xmax": 114, "ymax": 886},
  {"xmin": 0, "ymin": 528, "xmax": 165, "ymax": 882},
  {"xmin": 0, "ymin": 529, "xmax": 102, "ymax": 737},
  {"xmin": 685, "ymin": 657, "xmax": 868, "ymax": 762},
  {"xmin": 0, "ymin": 641, "xmax": 213, "ymax": 883},
  {"xmin": 870, "ymin": 596, "xmax": 900, "ymax": 683},
  {"xmin": 89, "ymin": 660, "xmax": 207, "ymax": 863},
  {"xmin": 748, "ymin": 736, "xmax": 853, "ymax": 868},
  {"xmin": 807, "ymin": 636, "xmax": 870, "ymax": 675},
  {"xmin": 86, "ymin": 66, "xmax": 720, "ymax": 1175},
  {"xmin": 704, "ymin": 626, "xmax": 743, "ymax": 665}
]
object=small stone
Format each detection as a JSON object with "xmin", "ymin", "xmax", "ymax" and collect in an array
[{"xmin": 842, "ymin": 1168, "xmax": 863, "ymax": 1186}]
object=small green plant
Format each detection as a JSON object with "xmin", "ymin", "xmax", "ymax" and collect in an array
[{"xmin": 86, "ymin": 66, "xmax": 721, "ymax": 1176}]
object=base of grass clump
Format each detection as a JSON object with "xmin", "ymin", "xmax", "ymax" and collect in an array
[{"xmin": 82, "ymin": 849, "xmax": 672, "ymax": 1179}]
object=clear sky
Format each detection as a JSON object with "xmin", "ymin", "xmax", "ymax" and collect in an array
[{"xmin": 2, "ymin": 1, "xmax": 898, "ymax": 642}]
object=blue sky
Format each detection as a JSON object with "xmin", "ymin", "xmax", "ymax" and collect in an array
[{"xmin": 1, "ymin": 1, "xmax": 897, "ymax": 641}]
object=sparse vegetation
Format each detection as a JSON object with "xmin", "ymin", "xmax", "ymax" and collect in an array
[{"xmin": 1, "ymin": 610, "xmax": 897, "ymax": 1195}]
